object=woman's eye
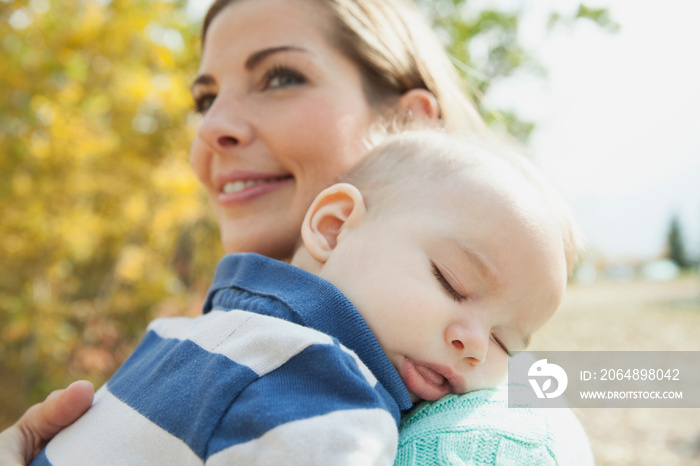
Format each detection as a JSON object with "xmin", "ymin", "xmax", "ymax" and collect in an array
[
  {"xmin": 263, "ymin": 66, "xmax": 305, "ymax": 90},
  {"xmin": 194, "ymin": 94, "xmax": 216, "ymax": 114},
  {"xmin": 431, "ymin": 263, "xmax": 465, "ymax": 303}
]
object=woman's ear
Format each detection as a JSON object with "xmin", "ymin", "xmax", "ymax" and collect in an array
[
  {"xmin": 398, "ymin": 88, "xmax": 440, "ymax": 124},
  {"xmin": 301, "ymin": 183, "xmax": 367, "ymax": 264}
]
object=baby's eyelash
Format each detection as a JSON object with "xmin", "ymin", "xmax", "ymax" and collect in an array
[
  {"xmin": 431, "ymin": 263, "xmax": 465, "ymax": 303},
  {"xmin": 492, "ymin": 335, "xmax": 511, "ymax": 357}
]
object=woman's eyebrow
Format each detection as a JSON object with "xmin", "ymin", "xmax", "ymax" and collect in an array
[
  {"xmin": 190, "ymin": 74, "xmax": 215, "ymax": 92},
  {"xmin": 244, "ymin": 45, "xmax": 309, "ymax": 69},
  {"xmin": 190, "ymin": 46, "xmax": 311, "ymax": 92}
]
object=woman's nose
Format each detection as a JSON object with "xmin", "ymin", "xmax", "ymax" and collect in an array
[
  {"xmin": 196, "ymin": 98, "xmax": 254, "ymax": 151},
  {"xmin": 445, "ymin": 322, "xmax": 489, "ymax": 365}
]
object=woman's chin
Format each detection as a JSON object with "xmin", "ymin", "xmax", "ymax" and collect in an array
[{"xmin": 221, "ymin": 229, "xmax": 298, "ymax": 261}]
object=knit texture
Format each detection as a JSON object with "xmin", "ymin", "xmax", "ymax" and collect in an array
[{"xmin": 395, "ymin": 383, "xmax": 594, "ymax": 465}]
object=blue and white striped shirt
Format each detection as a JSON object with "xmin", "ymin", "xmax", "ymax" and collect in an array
[{"xmin": 33, "ymin": 253, "xmax": 412, "ymax": 465}]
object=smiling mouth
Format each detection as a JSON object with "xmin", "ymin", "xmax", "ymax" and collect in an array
[{"xmin": 221, "ymin": 176, "xmax": 292, "ymax": 194}]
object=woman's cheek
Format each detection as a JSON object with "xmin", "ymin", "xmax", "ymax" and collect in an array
[{"xmin": 189, "ymin": 140, "xmax": 210, "ymax": 188}]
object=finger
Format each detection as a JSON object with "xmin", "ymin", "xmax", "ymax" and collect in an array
[
  {"xmin": 40, "ymin": 381, "xmax": 95, "ymax": 433},
  {"xmin": 18, "ymin": 380, "xmax": 95, "ymax": 461}
]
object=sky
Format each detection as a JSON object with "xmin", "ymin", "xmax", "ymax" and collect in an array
[
  {"xmin": 187, "ymin": 0, "xmax": 700, "ymax": 262},
  {"xmin": 485, "ymin": 0, "xmax": 700, "ymax": 262}
]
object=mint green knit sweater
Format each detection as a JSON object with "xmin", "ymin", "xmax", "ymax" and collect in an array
[{"xmin": 395, "ymin": 383, "xmax": 594, "ymax": 465}]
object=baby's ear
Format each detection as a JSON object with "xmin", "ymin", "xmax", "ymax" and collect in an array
[{"xmin": 301, "ymin": 183, "xmax": 366, "ymax": 263}]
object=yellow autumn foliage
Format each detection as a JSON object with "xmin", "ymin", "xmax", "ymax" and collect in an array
[{"xmin": 0, "ymin": 0, "xmax": 222, "ymax": 427}]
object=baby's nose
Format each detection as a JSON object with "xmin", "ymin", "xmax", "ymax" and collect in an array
[{"xmin": 445, "ymin": 322, "xmax": 489, "ymax": 364}]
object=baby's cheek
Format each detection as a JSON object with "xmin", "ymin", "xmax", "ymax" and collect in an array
[
  {"xmin": 490, "ymin": 358, "xmax": 509, "ymax": 384},
  {"xmin": 470, "ymin": 352, "xmax": 509, "ymax": 391}
]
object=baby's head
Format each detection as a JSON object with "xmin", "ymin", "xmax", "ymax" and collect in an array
[{"xmin": 292, "ymin": 130, "xmax": 583, "ymax": 402}]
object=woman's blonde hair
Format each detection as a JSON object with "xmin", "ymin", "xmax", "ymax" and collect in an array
[{"xmin": 202, "ymin": 0, "xmax": 487, "ymax": 134}]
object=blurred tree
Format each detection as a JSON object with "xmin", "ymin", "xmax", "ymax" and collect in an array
[
  {"xmin": 0, "ymin": 0, "xmax": 614, "ymax": 428},
  {"xmin": 0, "ymin": 0, "xmax": 223, "ymax": 426},
  {"xmin": 416, "ymin": 0, "xmax": 618, "ymax": 141},
  {"xmin": 666, "ymin": 215, "xmax": 692, "ymax": 269}
]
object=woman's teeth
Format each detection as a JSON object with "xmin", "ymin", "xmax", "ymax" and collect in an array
[
  {"xmin": 223, "ymin": 180, "xmax": 264, "ymax": 194},
  {"xmin": 221, "ymin": 177, "xmax": 288, "ymax": 194}
]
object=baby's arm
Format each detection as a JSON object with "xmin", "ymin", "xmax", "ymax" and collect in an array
[{"xmin": 206, "ymin": 343, "xmax": 399, "ymax": 465}]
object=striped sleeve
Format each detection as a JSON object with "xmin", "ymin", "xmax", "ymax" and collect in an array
[
  {"xmin": 206, "ymin": 339, "xmax": 398, "ymax": 465},
  {"xmin": 35, "ymin": 385, "xmax": 202, "ymax": 465},
  {"xmin": 33, "ymin": 309, "xmax": 398, "ymax": 465},
  {"xmin": 208, "ymin": 408, "xmax": 398, "ymax": 465}
]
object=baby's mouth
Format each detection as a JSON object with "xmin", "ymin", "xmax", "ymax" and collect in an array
[
  {"xmin": 413, "ymin": 364, "xmax": 447, "ymax": 386},
  {"xmin": 401, "ymin": 358, "xmax": 457, "ymax": 402}
]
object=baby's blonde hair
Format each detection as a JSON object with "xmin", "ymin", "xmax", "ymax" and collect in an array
[{"xmin": 339, "ymin": 130, "xmax": 585, "ymax": 275}]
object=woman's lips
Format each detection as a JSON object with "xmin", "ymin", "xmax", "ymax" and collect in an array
[
  {"xmin": 400, "ymin": 358, "xmax": 464, "ymax": 401},
  {"xmin": 221, "ymin": 176, "xmax": 290, "ymax": 194},
  {"xmin": 215, "ymin": 173, "xmax": 293, "ymax": 205}
]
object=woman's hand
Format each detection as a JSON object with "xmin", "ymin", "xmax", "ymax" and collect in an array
[{"xmin": 0, "ymin": 381, "xmax": 94, "ymax": 465}]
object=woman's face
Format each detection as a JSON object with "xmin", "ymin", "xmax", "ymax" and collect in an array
[{"xmin": 190, "ymin": 0, "xmax": 378, "ymax": 259}]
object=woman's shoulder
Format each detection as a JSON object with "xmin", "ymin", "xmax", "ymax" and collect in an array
[{"xmin": 396, "ymin": 383, "xmax": 595, "ymax": 465}]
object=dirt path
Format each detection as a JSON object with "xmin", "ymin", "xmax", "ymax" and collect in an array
[{"xmin": 529, "ymin": 277, "xmax": 700, "ymax": 465}]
